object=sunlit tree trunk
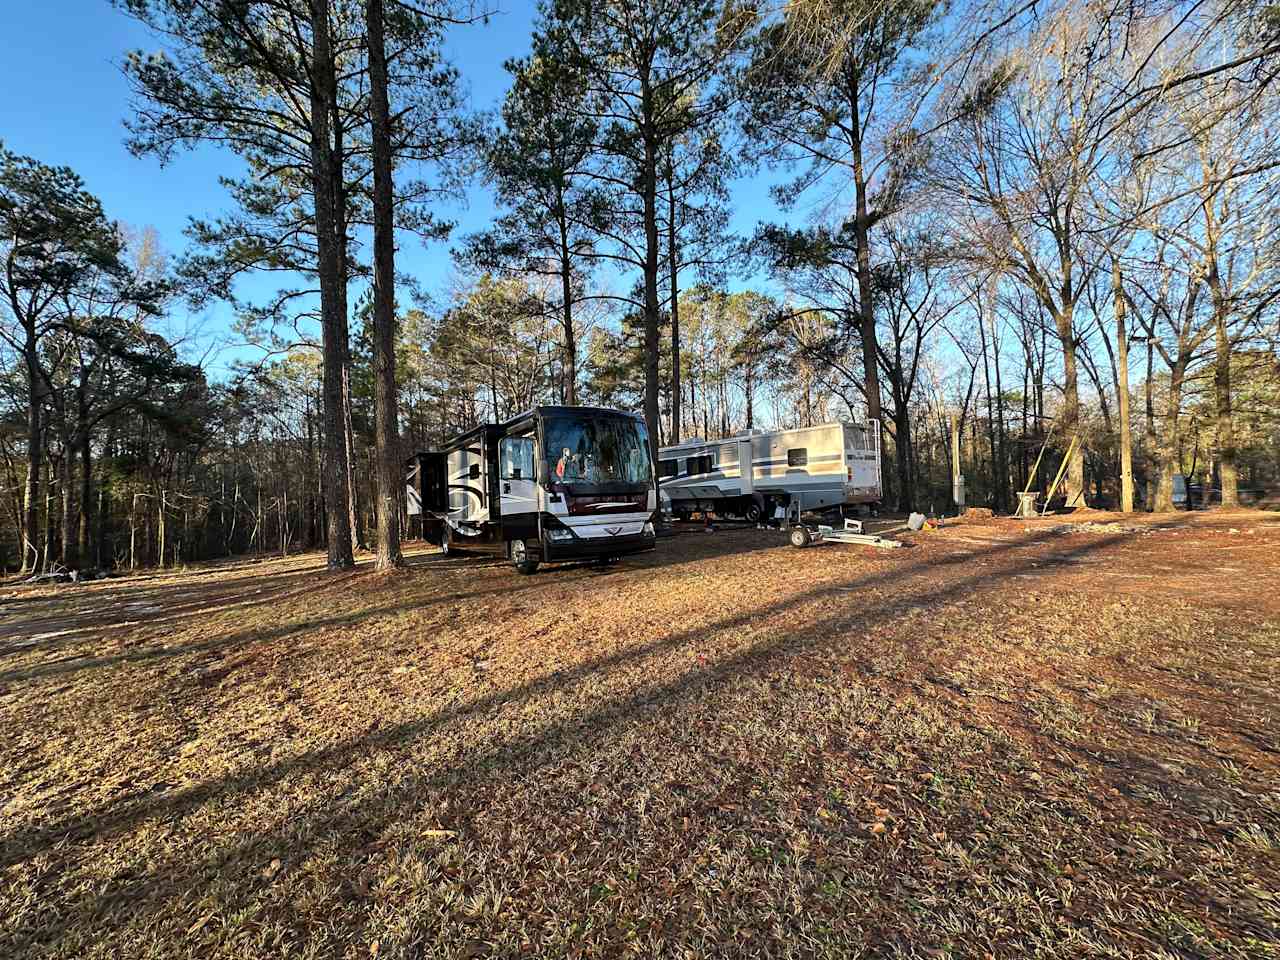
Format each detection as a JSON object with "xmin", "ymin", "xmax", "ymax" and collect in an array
[
  {"xmin": 308, "ymin": 0, "xmax": 354, "ymax": 569},
  {"xmin": 666, "ymin": 155, "xmax": 681, "ymax": 444},
  {"xmin": 366, "ymin": 0, "xmax": 403, "ymax": 571}
]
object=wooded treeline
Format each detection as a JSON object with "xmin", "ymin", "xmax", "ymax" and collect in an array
[{"xmin": 3, "ymin": 0, "xmax": 1279, "ymax": 573}]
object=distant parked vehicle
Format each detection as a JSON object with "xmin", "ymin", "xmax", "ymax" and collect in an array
[{"xmin": 658, "ymin": 421, "xmax": 882, "ymax": 523}]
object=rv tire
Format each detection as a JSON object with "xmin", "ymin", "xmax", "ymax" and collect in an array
[
  {"xmin": 743, "ymin": 500, "xmax": 763, "ymax": 523},
  {"xmin": 510, "ymin": 539, "xmax": 540, "ymax": 575}
]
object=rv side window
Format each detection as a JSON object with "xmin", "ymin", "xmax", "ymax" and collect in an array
[
  {"xmin": 787, "ymin": 448, "xmax": 808, "ymax": 467},
  {"xmin": 500, "ymin": 436, "xmax": 536, "ymax": 480},
  {"xmin": 691, "ymin": 454, "xmax": 713, "ymax": 474},
  {"xmin": 659, "ymin": 459, "xmax": 679, "ymax": 478}
]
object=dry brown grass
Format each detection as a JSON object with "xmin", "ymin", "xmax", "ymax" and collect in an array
[{"xmin": 1, "ymin": 511, "xmax": 1279, "ymax": 958}]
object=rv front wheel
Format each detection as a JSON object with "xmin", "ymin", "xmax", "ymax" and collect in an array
[{"xmin": 510, "ymin": 539, "xmax": 540, "ymax": 575}]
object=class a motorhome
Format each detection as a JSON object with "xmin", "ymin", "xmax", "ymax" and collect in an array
[
  {"xmin": 658, "ymin": 421, "xmax": 882, "ymax": 522},
  {"xmin": 407, "ymin": 405, "xmax": 658, "ymax": 574}
]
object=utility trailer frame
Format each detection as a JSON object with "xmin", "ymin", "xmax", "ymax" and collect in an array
[{"xmin": 787, "ymin": 517, "xmax": 903, "ymax": 550}]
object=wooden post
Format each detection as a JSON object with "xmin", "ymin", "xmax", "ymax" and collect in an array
[{"xmin": 1113, "ymin": 259, "xmax": 1134, "ymax": 513}]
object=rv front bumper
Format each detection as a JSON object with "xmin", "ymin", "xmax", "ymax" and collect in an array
[{"xmin": 541, "ymin": 530, "xmax": 656, "ymax": 562}]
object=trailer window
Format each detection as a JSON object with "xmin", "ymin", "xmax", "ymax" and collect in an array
[
  {"xmin": 787, "ymin": 448, "xmax": 808, "ymax": 467},
  {"xmin": 659, "ymin": 459, "xmax": 679, "ymax": 478},
  {"xmin": 500, "ymin": 435, "xmax": 536, "ymax": 480},
  {"xmin": 689, "ymin": 455, "xmax": 713, "ymax": 474}
]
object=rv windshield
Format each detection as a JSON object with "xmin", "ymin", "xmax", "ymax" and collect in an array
[{"xmin": 544, "ymin": 415, "xmax": 652, "ymax": 490}]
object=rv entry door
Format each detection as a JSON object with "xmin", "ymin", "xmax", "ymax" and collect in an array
[{"xmin": 500, "ymin": 434, "xmax": 539, "ymax": 521}]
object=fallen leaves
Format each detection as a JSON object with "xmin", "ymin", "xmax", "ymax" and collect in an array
[
  {"xmin": 185, "ymin": 913, "xmax": 214, "ymax": 936},
  {"xmin": 2, "ymin": 525, "xmax": 1279, "ymax": 958}
]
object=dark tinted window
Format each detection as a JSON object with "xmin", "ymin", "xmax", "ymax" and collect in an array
[
  {"xmin": 659, "ymin": 459, "xmax": 679, "ymax": 478},
  {"xmin": 788, "ymin": 448, "xmax": 808, "ymax": 467},
  {"xmin": 544, "ymin": 416, "xmax": 652, "ymax": 486}
]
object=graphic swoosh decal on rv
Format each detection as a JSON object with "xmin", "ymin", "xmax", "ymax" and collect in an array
[{"xmin": 446, "ymin": 484, "xmax": 485, "ymax": 503}]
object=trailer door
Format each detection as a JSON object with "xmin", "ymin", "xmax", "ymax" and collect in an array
[
  {"xmin": 844, "ymin": 423, "xmax": 881, "ymax": 499},
  {"xmin": 737, "ymin": 439, "xmax": 754, "ymax": 495}
]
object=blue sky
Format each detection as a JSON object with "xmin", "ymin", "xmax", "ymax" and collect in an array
[{"xmin": 1, "ymin": 0, "xmax": 787, "ymax": 378}]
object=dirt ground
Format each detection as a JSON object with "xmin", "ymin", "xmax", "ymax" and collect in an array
[{"xmin": 1, "ymin": 510, "xmax": 1278, "ymax": 959}]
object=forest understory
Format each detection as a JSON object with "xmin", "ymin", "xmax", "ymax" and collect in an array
[{"xmin": 1, "ymin": 510, "xmax": 1279, "ymax": 958}]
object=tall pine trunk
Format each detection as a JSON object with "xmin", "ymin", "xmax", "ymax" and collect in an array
[
  {"xmin": 848, "ymin": 69, "xmax": 882, "ymax": 432},
  {"xmin": 78, "ymin": 428, "xmax": 92, "ymax": 565},
  {"xmin": 989, "ymin": 303, "xmax": 1008, "ymax": 512},
  {"xmin": 666, "ymin": 156, "xmax": 680, "ymax": 444},
  {"xmin": 893, "ymin": 399, "xmax": 914, "ymax": 513},
  {"xmin": 555, "ymin": 190, "xmax": 577, "ymax": 405},
  {"xmin": 21, "ymin": 331, "xmax": 40, "ymax": 574},
  {"xmin": 1053, "ymin": 305, "xmax": 1086, "ymax": 508},
  {"xmin": 366, "ymin": 0, "xmax": 403, "ymax": 571},
  {"xmin": 640, "ymin": 82, "xmax": 661, "ymax": 464},
  {"xmin": 308, "ymin": 0, "xmax": 354, "ymax": 569},
  {"xmin": 1154, "ymin": 356, "xmax": 1187, "ymax": 513},
  {"xmin": 1213, "ymin": 310, "xmax": 1238, "ymax": 507},
  {"xmin": 59, "ymin": 446, "xmax": 74, "ymax": 568},
  {"xmin": 1200, "ymin": 159, "xmax": 1238, "ymax": 509}
]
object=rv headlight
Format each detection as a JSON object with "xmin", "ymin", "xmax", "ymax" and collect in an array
[
  {"xmin": 547, "ymin": 527, "xmax": 574, "ymax": 542},
  {"xmin": 642, "ymin": 520, "xmax": 655, "ymax": 537}
]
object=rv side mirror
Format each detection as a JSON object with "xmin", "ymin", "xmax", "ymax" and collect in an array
[
  {"xmin": 512, "ymin": 467, "xmax": 522, "ymax": 480},
  {"xmin": 468, "ymin": 463, "xmax": 480, "ymax": 480}
]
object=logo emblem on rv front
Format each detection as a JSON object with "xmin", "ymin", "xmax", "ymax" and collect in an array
[{"xmin": 605, "ymin": 526, "xmax": 622, "ymax": 536}]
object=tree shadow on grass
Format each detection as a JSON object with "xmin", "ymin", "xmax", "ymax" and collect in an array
[
  {"xmin": 0, "ymin": 529, "xmax": 1130, "ymax": 956},
  {"xmin": 0, "ymin": 530, "xmax": 792, "ymax": 684}
]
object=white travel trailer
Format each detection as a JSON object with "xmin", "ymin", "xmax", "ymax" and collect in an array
[
  {"xmin": 658, "ymin": 421, "xmax": 881, "ymax": 522},
  {"xmin": 408, "ymin": 405, "xmax": 658, "ymax": 574}
]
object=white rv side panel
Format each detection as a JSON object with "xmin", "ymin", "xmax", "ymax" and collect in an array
[
  {"xmin": 447, "ymin": 444, "xmax": 489, "ymax": 523},
  {"xmin": 659, "ymin": 420, "xmax": 881, "ymax": 513}
]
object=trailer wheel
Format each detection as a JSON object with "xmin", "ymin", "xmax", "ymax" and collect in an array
[
  {"xmin": 789, "ymin": 526, "xmax": 812, "ymax": 548},
  {"xmin": 743, "ymin": 501, "xmax": 763, "ymax": 523},
  {"xmin": 510, "ymin": 539, "xmax": 540, "ymax": 575}
]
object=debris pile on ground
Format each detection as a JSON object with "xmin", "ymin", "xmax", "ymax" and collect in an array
[
  {"xmin": 1065, "ymin": 520, "xmax": 1143, "ymax": 535},
  {"xmin": 21, "ymin": 568, "xmax": 110, "ymax": 585},
  {"xmin": 963, "ymin": 507, "xmax": 994, "ymax": 519}
]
